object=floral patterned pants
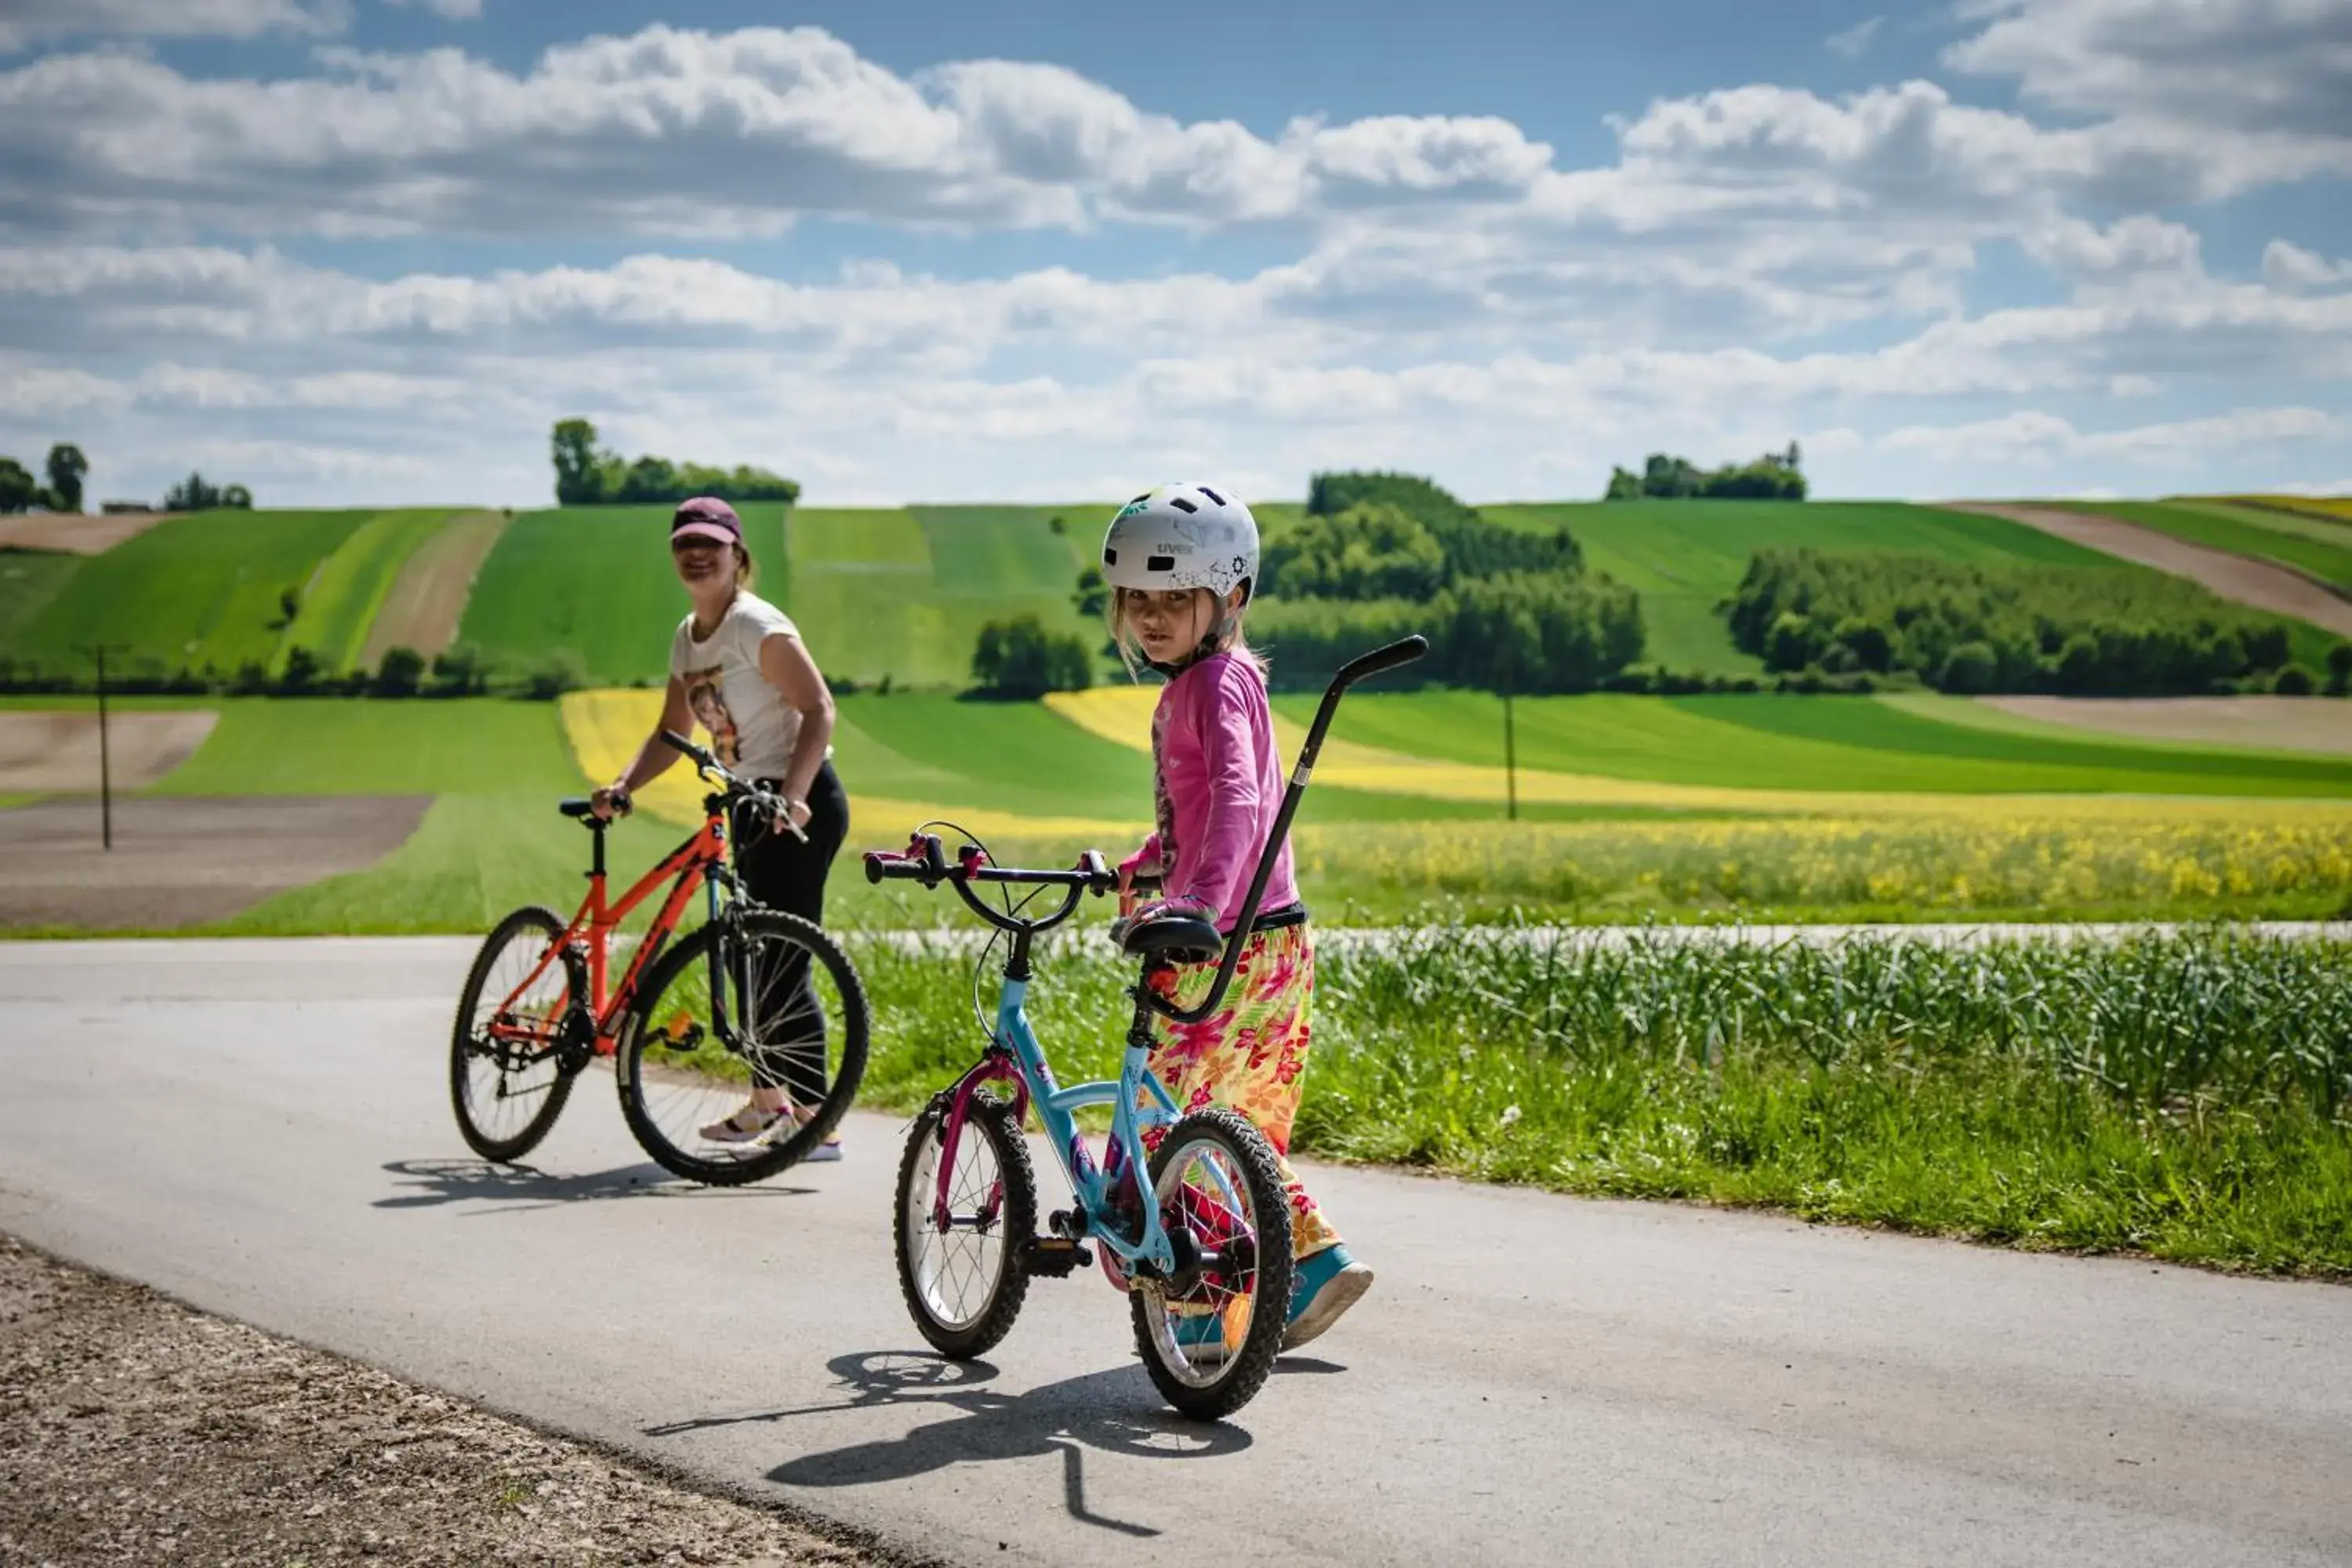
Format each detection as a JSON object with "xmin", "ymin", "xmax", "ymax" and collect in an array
[{"xmin": 1114, "ymin": 920, "xmax": 1341, "ymax": 1261}]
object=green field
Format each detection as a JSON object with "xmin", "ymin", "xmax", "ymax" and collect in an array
[
  {"xmin": 1275, "ymin": 690, "xmax": 2352, "ymax": 797},
  {"xmin": 457, "ymin": 504, "xmax": 791, "ymax": 684},
  {"xmin": 2, "ymin": 510, "xmax": 376, "ymax": 677},
  {"xmin": 1481, "ymin": 500, "xmax": 2120, "ymax": 673},
  {"xmin": 789, "ymin": 506, "xmax": 1099, "ymax": 688},
  {"xmin": 851, "ymin": 930, "xmax": 2352, "ymax": 1273},
  {"xmin": 2048, "ymin": 499, "xmax": 2352, "ymax": 593},
  {"xmin": 0, "ymin": 550, "xmax": 84, "ymax": 653},
  {"xmin": 276, "ymin": 509, "xmax": 457, "ymax": 673},
  {"xmin": 152, "ymin": 698, "xmax": 590, "ymax": 797}
]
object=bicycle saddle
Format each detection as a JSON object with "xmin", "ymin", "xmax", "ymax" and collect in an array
[{"xmin": 1120, "ymin": 912, "xmax": 1223, "ymax": 964}]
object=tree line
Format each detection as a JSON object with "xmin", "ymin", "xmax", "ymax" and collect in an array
[
  {"xmin": 1606, "ymin": 445, "xmax": 1806, "ymax": 501},
  {"xmin": 550, "ymin": 419, "xmax": 800, "ymax": 506},
  {"xmin": 990, "ymin": 472, "xmax": 1646, "ymax": 697},
  {"xmin": 0, "ymin": 445, "xmax": 256, "ymax": 514},
  {"xmin": 1726, "ymin": 549, "xmax": 2339, "ymax": 696},
  {"xmin": 0, "ymin": 444, "xmax": 88, "ymax": 513},
  {"xmin": 0, "ymin": 641, "xmax": 584, "ymax": 702}
]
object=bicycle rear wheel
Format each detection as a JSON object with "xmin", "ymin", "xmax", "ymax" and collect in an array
[
  {"xmin": 1131, "ymin": 1107, "xmax": 1295, "ymax": 1421},
  {"xmin": 615, "ymin": 909, "xmax": 869, "ymax": 1185},
  {"xmin": 449, "ymin": 906, "xmax": 581, "ymax": 1163}
]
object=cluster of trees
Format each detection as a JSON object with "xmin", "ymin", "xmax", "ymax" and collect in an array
[
  {"xmin": 1606, "ymin": 445, "xmax": 1806, "ymax": 502},
  {"xmin": 0, "ymin": 445, "xmax": 89, "ymax": 513},
  {"xmin": 164, "ymin": 471, "xmax": 253, "ymax": 511},
  {"xmin": 970, "ymin": 613, "xmax": 1095, "ymax": 699},
  {"xmin": 1726, "ymin": 550, "xmax": 2328, "ymax": 695},
  {"xmin": 550, "ymin": 419, "xmax": 800, "ymax": 506},
  {"xmin": 0, "ymin": 641, "xmax": 590, "ymax": 701},
  {"xmin": 1253, "ymin": 471, "xmax": 1636, "ymax": 692}
]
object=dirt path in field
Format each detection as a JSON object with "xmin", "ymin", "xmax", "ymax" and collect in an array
[
  {"xmin": 0, "ymin": 793, "xmax": 430, "ymax": 929},
  {"xmin": 1984, "ymin": 695, "xmax": 2352, "ymax": 754},
  {"xmin": 0, "ymin": 1236, "xmax": 878, "ymax": 1568},
  {"xmin": 0, "ymin": 709, "xmax": 219, "ymax": 793},
  {"xmin": 359, "ymin": 510, "xmax": 510, "ymax": 667},
  {"xmin": 0, "ymin": 512, "xmax": 179, "ymax": 555},
  {"xmin": 1945, "ymin": 503, "xmax": 2352, "ymax": 638}
]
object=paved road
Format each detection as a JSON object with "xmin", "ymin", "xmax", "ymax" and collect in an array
[{"xmin": 3, "ymin": 938, "xmax": 2348, "ymax": 1567}]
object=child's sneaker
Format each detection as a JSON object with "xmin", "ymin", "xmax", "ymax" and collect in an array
[
  {"xmin": 800, "ymin": 1138, "xmax": 844, "ymax": 1163},
  {"xmin": 1283, "ymin": 1244, "xmax": 1372, "ymax": 1351},
  {"xmin": 699, "ymin": 1102, "xmax": 786, "ymax": 1144}
]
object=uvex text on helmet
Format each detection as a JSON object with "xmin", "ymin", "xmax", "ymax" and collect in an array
[{"xmin": 1098, "ymin": 484, "xmax": 1258, "ymax": 600}]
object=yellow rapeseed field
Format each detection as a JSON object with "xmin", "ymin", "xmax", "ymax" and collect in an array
[
  {"xmin": 2216, "ymin": 494, "xmax": 2352, "ymax": 522},
  {"xmin": 1299, "ymin": 813, "xmax": 2352, "ymax": 913},
  {"xmin": 560, "ymin": 689, "xmax": 1143, "ymax": 839}
]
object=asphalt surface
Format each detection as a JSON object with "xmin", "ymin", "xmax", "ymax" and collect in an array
[{"xmin": 2, "ymin": 937, "xmax": 2348, "ymax": 1567}]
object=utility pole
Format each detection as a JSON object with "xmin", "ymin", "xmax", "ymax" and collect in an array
[{"xmin": 76, "ymin": 644, "xmax": 124, "ymax": 850}]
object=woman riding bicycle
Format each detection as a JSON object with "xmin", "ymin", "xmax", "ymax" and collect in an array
[{"xmin": 591, "ymin": 496, "xmax": 850, "ymax": 1158}]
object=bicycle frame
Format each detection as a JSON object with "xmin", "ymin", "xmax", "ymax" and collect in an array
[
  {"xmin": 938, "ymin": 973, "xmax": 1189, "ymax": 1275},
  {"xmin": 481, "ymin": 729, "xmax": 786, "ymax": 1062}
]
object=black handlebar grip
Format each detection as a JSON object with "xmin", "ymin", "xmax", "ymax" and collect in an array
[{"xmin": 1334, "ymin": 634, "xmax": 1428, "ymax": 689}]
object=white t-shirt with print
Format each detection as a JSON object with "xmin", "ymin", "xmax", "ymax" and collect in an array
[{"xmin": 669, "ymin": 593, "xmax": 806, "ymax": 780}]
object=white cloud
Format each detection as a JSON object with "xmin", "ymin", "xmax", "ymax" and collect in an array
[
  {"xmin": 2263, "ymin": 239, "xmax": 2352, "ymax": 290},
  {"xmin": 1946, "ymin": 0, "xmax": 2352, "ymax": 137},
  {"xmin": 1827, "ymin": 16, "xmax": 1885, "ymax": 57},
  {"xmin": 0, "ymin": 0, "xmax": 347, "ymax": 51},
  {"xmin": 386, "ymin": 0, "xmax": 481, "ymax": 17},
  {"xmin": 1878, "ymin": 405, "xmax": 2343, "ymax": 466}
]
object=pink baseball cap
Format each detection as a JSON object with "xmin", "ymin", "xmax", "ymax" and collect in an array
[{"xmin": 670, "ymin": 496, "xmax": 742, "ymax": 547}]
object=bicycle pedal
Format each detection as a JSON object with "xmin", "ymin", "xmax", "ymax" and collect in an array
[{"xmin": 1022, "ymin": 1236, "xmax": 1091, "ymax": 1278}]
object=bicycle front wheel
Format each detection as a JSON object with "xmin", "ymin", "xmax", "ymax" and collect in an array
[
  {"xmin": 615, "ymin": 909, "xmax": 869, "ymax": 1185},
  {"xmin": 449, "ymin": 905, "xmax": 580, "ymax": 1163}
]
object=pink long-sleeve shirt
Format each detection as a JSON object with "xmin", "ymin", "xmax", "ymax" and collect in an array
[{"xmin": 1120, "ymin": 649, "xmax": 1300, "ymax": 935}]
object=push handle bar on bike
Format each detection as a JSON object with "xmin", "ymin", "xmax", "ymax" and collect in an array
[{"xmin": 1146, "ymin": 633, "xmax": 1428, "ymax": 1027}]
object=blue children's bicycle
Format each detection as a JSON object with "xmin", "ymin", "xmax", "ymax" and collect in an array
[{"xmin": 863, "ymin": 636, "xmax": 1425, "ymax": 1421}]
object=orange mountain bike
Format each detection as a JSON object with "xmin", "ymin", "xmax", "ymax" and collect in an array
[{"xmin": 447, "ymin": 730, "xmax": 867, "ymax": 1185}]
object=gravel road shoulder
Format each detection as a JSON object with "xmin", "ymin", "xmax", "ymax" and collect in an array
[{"xmin": 0, "ymin": 1235, "xmax": 890, "ymax": 1568}]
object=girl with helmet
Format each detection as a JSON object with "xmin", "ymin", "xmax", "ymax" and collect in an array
[{"xmin": 1099, "ymin": 482, "xmax": 1373, "ymax": 1353}]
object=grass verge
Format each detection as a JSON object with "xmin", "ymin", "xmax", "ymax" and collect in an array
[{"xmin": 846, "ymin": 927, "xmax": 2352, "ymax": 1275}]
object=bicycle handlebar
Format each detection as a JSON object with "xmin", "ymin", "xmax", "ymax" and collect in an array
[
  {"xmin": 865, "ymin": 834, "xmax": 1117, "ymax": 934},
  {"xmin": 656, "ymin": 728, "xmax": 806, "ymax": 843}
]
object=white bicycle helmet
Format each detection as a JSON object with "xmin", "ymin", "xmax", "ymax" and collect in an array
[{"xmin": 1098, "ymin": 483, "xmax": 1258, "ymax": 600}]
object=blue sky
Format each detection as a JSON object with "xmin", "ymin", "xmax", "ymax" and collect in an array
[{"xmin": 1, "ymin": 0, "xmax": 2347, "ymax": 507}]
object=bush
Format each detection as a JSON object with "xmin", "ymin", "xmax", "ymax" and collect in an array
[
  {"xmin": 163, "ymin": 471, "xmax": 252, "ymax": 510},
  {"xmin": 430, "ymin": 643, "xmax": 488, "ymax": 697},
  {"xmin": 970, "ymin": 615, "xmax": 1094, "ymax": 699},
  {"xmin": 2328, "ymin": 643, "xmax": 2352, "ymax": 695},
  {"xmin": 525, "ymin": 648, "xmax": 588, "ymax": 701},
  {"xmin": 1254, "ymin": 575, "xmax": 1642, "ymax": 694},
  {"xmin": 278, "ymin": 646, "xmax": 322, "ymax": 694},
  {"xmin": 1259, "ymin": 503, "xmax": 1446, "ymax": 601},
  {"xmin": 1729, "ymin": 549, "xmax": 2303, "ymax": 695},
  {"xmin": 1604, "ymin": 443, "xmax": 1806, "ymax": 501},
  {"xmin": 2274, "ymin": 662, "xmax": 2318, "ymax": 697},
  {"xmin": 373, "ymin": 646, "xmax": 426, "ymax": 698},
  {"xmin": 1303, "ymin": 470, "xmax": 1581, "ymax": 579},
  {"xmin": 1938, "ymin": 641, "xmax": 1998, "ymax": 695}
]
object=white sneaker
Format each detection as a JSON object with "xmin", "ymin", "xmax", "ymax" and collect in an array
[
  {"xmin": 800, "ymin": 1138, "xmax": 844, "ymax": 1163},
  {"xmin": 699, "ymin": 1103, "xmax": 786, "ymax": 1144}
]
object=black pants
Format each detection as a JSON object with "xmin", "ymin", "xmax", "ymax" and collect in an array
[{"xmin": 729, "ymin": 760, "xmax": 848, "ymax": 1102}]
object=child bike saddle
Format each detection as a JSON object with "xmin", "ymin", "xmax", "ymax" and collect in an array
[{"xmin": 1112, "ymin": 911, "xmax": 1223, "ymax": 965}]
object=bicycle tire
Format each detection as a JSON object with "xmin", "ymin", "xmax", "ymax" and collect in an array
[
  {"xmin": 448, "ymin": 905, "xmax": 580, "ymax": 1163},
  {"xmin": 614, "ymin": 909, "xmax": 869, "ymax": 1186},
  {"xmin": 1131, "ymin": 1106, "xmax": 1296, "ymax": 1421},
  {"xmin": 895, "ymin": 1092, "xmax": 1036, "ymax": 1359}
]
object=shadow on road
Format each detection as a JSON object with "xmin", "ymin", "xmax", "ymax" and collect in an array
[
  {"xmin": 374, "ymin": 1157, "xmax": 816, "ymax": 1212},
  {"xmin": 646, "ymin": 1349, "xmax": 1253, "ymax": 1538}
]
